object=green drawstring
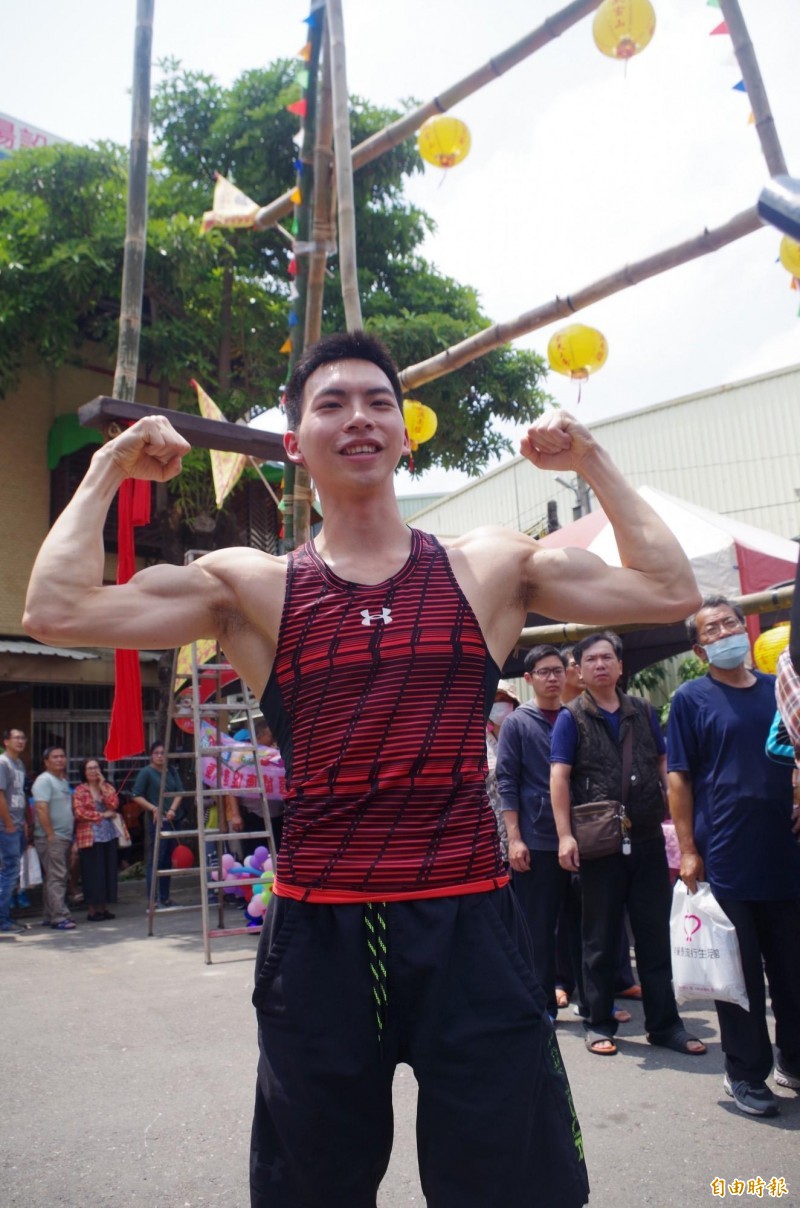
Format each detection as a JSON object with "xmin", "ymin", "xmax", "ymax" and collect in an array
[{"xmin": 364, "ymin": 902, "xmax": 388, "ymax": 1046}]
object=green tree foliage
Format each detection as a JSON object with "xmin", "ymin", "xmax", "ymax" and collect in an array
[
  {"xmin": 0, "ymin": 58, "xmax": 550, "ymax": 477},
  {"xmin": 659, "ymin": 654, "xmax": 708, "ymax": 726}
]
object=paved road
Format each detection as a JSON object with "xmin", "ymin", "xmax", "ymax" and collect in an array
[{"xmin": 1, "ymin": 882, "xmax": 797, "ymax": 1207}]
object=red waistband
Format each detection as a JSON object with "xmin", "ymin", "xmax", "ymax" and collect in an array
[{"xmin": 272, "ymin": 874, "xmax": 510, "ymax": 904}]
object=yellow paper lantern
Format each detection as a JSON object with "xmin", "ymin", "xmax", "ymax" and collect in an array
[
  {"xmin": 547, "ymin": 325, "xmax": 608, "ymax": 381},
  {"xmin": 593, "ymin": 0, "xmax": 656, "ymax": 60},
  {"xmin": 753, "ymin": 623, "xmax": 790, "ymax": 675},
  {"xmin": 403, "ymin": 399, "xmax": 438, "ymax": 451},
  {"xmin": 778, "ymin": 236, "xmax": 800, "ymax": 279},
  {"xmin": 417, "ymin": 115, "xmax": 471, "ymax": 170}
]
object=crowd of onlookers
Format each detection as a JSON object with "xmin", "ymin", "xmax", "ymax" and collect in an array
[
  {"xmin": 0, "ymin": 721, "xmax": 283, "ymax": 933},
  {"xmin": 0, "ymin": 732, "xmax": 133, "ymax": 931},
  {"xmin": 485, "ymin": 596, "xmax": 800, "ymax": 1119}
]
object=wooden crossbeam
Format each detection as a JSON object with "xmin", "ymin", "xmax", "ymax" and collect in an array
[{"xmin": 78, "ymin": 397, "xmax": 287, "ymax": 461}]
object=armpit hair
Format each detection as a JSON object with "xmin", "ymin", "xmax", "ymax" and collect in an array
[{"xmin": 209, "ymin": 601, "xmax": 248, "ymax": 639}]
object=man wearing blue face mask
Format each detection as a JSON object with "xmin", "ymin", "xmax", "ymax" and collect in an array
[{"xmin": 667, "ymin": 596, "xmax": 800, "ymax": 1119}]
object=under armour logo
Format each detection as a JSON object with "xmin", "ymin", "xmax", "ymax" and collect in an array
[{"xmin": 361, "ymin": 608, "xmax": 392, "ymax": 627}]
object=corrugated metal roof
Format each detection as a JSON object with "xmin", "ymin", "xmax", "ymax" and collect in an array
[
  {"xmin": 0, "ymin": 641, "xmax": 163, "ymax": 662},
  {"xmin": 0, "ymin": 639, "xmax": 98, "ymax": 660}
]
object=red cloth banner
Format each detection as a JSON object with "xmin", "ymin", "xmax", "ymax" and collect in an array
[{"xmin": 104, "ymin": 478, "xmax": 152, "ymax": 761}]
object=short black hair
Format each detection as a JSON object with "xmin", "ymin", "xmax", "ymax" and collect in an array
[
  {"xmin": 523, "ymin": 645, "xmax": 567, "ymax": 674},
  {"xmin": 686, "ymin": 596, "xmax": 745, "ymax": 644},
  {"xmin": 284, "ymin": 331, "xmax": 404, "ymax": 430},
  {"xmin": 573, "ymin": 631, "xmax": 623, "ymax": 664},
  {"xmin": 2, "ymin": 727, "xmax": 26, "ymax": 741},
  {"xmin": 149, "ymin": 739, "xmax": 165, "ymax": 756},
  {"xmin": 79, "ymin": 757, "xmax": 105, "ymax": 782},
  {"xmin": 42, "ymin": 744, "xmax": 65, "ymax": 764}
]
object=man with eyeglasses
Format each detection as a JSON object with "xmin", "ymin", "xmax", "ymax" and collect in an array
[
  {"xmin": 667, "ymin": 596, "xmax": 800, "ymax": 1118},
  {"xmin": 550, "ymin": 632, "xmax": 705, "ymax": 1058},
  {"xmin": 496, "ymin": 646, "xmax": 570, "ymax": 1020}
]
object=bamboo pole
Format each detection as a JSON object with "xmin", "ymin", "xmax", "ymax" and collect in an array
[
  {"xmin": 515, "ymin": 585, "xmax": 794, "ymax": 649},
  {"xmin": 399, "ymin": 206, "xmax": 761, "ymax": 389},
  {"xmin": 326, "ymin": 0, "xmax": 362, "ymax": 330},
  {"xmin": 289, "ymin": 4, "xmax": 325, "ymax": 550},
  {"xmin": 113, "ymin": 0, "xmax": 154, "ymax": 402},
  {"xmin": 253, "ymin": 0, "xmax": 603, "ymax": 232},
  {"xmin": 718, "ymin": 0, "xmax": 788, "ymax": 177},
  {"xmin": 305, "ymin": 30, "xmax": 335, "ymax": 346}
]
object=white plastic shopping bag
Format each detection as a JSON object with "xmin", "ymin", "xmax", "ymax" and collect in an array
[
  {"xmin": 19, "ymin": 845, "xmax": 43, "ymax": 889},
  {"xmin": 670, "ymin": 880, "xmax": 749, "ymax": 1011}
]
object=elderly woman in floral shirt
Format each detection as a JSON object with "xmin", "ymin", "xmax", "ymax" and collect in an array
[{"xmin": 73, "ymin": 758, "xmax": 120, "ymax": 922}]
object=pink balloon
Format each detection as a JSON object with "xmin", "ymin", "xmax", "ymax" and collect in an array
[
  {"xmin": 247, "ymin": 894, "xmax": 267, "ymax": 917},
  {"xmin": 221, "ymin": 853, "xmax": 236, "ymax": 872}
]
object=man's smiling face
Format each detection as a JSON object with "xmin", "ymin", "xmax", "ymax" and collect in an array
[{"xmin": 283, "ymin": 359, "xmax": 410, "ymax": 487}]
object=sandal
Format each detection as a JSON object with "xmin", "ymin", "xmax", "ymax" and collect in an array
[
  {"xmin": 555, "ymin": 988, "xmax": 570, "ymax": 1009},
  {"xmin": 617, "ymin": 985, "xmax": 642, "ymax": 1000},
  {"xmin": 585, "ymin": 1034, "xmax": 617, "ymax": 1056},
  {"xmin": 647, "ymin": 1027, "xmax": 707, "ymax": 1056}
]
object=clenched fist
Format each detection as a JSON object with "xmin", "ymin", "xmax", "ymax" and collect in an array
[
  {"xmin": 520, "ymin": 411, "xmax": 598, "ymax": 474},
  {"xmin": 104, "ymin": 415, "xmax": 190, "ymax": 482}
]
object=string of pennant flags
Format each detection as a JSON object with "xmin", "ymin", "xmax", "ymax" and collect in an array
[{"xmin": 201, "ymin": 0, "xmax": 800, "ymax": 406}]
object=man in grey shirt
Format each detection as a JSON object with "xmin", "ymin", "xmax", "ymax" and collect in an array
[
  {"xmin": 33, "ymin": 745, "xmax": 76, "ymax": 930},
  {"xmin": 0, "ymin": 727, "xmax": 29, "ymax": 934}
]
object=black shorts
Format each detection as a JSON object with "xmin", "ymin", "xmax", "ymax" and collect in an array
[{"xmin": 250, "ymin": 885, "xmax": 589, "ymax": 1208}]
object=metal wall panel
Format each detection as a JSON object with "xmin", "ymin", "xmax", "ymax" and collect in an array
[{"xmin": 407, "ymin": 364, "xmax": 800, "ymax": 541}]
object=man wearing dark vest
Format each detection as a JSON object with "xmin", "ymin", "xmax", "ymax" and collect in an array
[
  {"xmin": 24, "ymin": 332, "xmax": 701, "ymax": 1208},
  {"xmin": 550, "ymin": 631, "xmax": 706, "ymax": 1059}
]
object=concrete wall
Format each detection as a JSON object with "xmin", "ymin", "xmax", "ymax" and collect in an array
[{"xmin": 1, "ymin": 356, "xmax": 161, "ymax": 636}]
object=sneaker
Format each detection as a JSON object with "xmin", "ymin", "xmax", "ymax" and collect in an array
[
  {"xmin": 0, "ymin": 920, "xmax": 27, "ymax": 934},
  {"xmin": 51, "ymin": 919, "xmax": 77, "ymax": 931},
  {"xmin": 155, "ymin": 899, "xmax": 175, "ymax": 910},
  {"xmin": 774, "ymin": 1064, "xmax": 800, "ymax": 1091},
  {"xmin": 723, "ymin": 1073, "xmax": 780, "ymax": 1117}
]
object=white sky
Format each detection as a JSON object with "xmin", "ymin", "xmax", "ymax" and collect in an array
[{"xmin": 4, "ymin": 0, "xmax": 799, "ymax": 495}]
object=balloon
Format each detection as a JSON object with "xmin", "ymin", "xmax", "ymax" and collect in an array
[
  {"xmin": 253, "ymin": 846, "xmax": 270, "ymax": 868},
  {"xmin": 243, "ymin": 855, "xmax": 256, "ymax": 869},
  {"xmin": 221, "ymin": 853, "xmax": 236, "ymax": 873},
  {"xmin": 593, "ymin": 0, "xmax": 656, "ymax": 61},
  {"xmin": 779, "ymin": 236, "xmax": 800, "ymax": 279},
  {"xmin": 171, "ymin": 844, "xmax": 194, "ymax": 870},
  {"xmin": 248, "ymin": 895, "xmax": 267, "ymax": 918},
  {"xmin": 753, "ymin": 623, "xmax": 790, "ymax": 675},
  {"xmin": 402, "ymin": 400, "xmax": 438, "ymax": 452},
  {"xmin": 417, "ymin": 115, "xmax": 471, "ymax": 169},
  {"xmin": 547, "ymin": 324, "xmax": 608, "ymax": 381}
]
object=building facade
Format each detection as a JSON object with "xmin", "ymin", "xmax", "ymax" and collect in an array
[{"xmin": 405, "ymin": 363, "xmax": 800, "ymax": 544}]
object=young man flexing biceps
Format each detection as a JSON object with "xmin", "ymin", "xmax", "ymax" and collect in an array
[{"xmin": 25, "ymin": 331, "xmax": 699, "ymax": 1208}]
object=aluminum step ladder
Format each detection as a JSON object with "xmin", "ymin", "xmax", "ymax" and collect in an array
[{"xmin": 146, "ymin": 635, "xmax": 278, "ymax": 963}]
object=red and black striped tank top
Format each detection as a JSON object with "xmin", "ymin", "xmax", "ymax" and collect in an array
[{"xmin": 261, "ymin": 528, "xmax": 507, "ymax": 902}]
